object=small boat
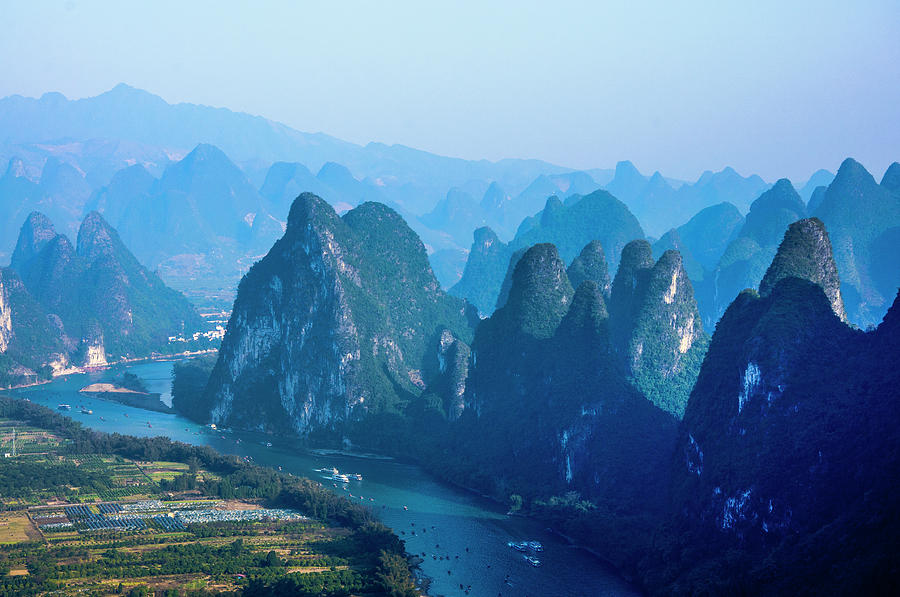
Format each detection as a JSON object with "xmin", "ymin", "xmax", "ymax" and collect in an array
[
  {"xmin": 352, "ymin": 473, "xmax": 363, "ymax": 481},
  {"xmin": 524, "ymin": 555, "xmax": 541, "ymax": 567},
  {"xmin": 527, "ymin": 541, "xmax": 543, "ymax": 552},
  {"xmin": 403, "ymin": 505, "xmax": 409, "ymax": 511},
  {"xmin": 99, "ymin": 416, "xmax": 105, "ymax": 421},
  {"xmin": 80, "ymin": 408, "xmax": 93, "ymax": 415},
  {"xmin": 265, "ymin": 442, "xmax": 272, "ymax": 447}
]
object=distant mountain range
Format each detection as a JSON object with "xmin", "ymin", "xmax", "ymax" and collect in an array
[
  {"xmin": 0, "ymin": 83, "xmax": 573, "ymax": 218},
  {"xmin": 669, "ymin": 159, "xmax": 899, "ymax": 328},
  {"xmin": 601, "ymin": 160, "xmax": 771, "ymax": 237},
  {"xmin": 0, "ymin": 85, "xmax": 823, "ymax": 243},
  {"xmin": 448, "ymin": 157, "xmax": 898, "ymax": 328},
  {"xmin": 449, "ymin": 191, "xmax": 644, "ymax": 314},
  {"xmin": 0, "ymin": 85, "xmax": 894, "ymax": 329}
]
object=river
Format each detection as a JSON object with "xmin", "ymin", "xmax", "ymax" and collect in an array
[{"xmin": 10, "ymin": 360, "xmax": 639, "ymax": 597}]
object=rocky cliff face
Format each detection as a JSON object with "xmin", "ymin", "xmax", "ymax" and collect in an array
[
  {"xmin": 201, "ymin": 193, "xmax": 476, "ymax": 436},
  {"xmin": 666, "ymin": 216, "xmax": 900, "ymax": 593},
  {"xmin": 610, "ymin": 241, "xmax": 708, "ymax": 418},
  {"xmin": 812, "ymin": 158, "xmax": 900, "ymax": 326},
  {"xmin": 452, "ymin": 238, "xmax": 705, "ymax": 511},
  {"xmin": 0, "ymin": 276, "xmax": 12, "ymax": 353},
  {"xmin": 434, "ymin": 329, "xmax": 470, "ymax": 421},
  {"xmin": 494, "ymin": 243, "xmax": 574, "ymax": 339},
  {"xmin": 10, "ymin": 211, "xmax": 58, "ymax": 270},
  {"xmin": 566, "ymin": 240, "xmax": 611, "ymax": 296},
  {"xmin": 758, "ymin": 218, "xmax": 846, "ymax": 320},
  {"xmin": 5, "ymin": 211, "xmax": 201, "ymax": 368},
  {"xmin": 608, "ymin": 240, "xmax": 655, "ymax": 337},
  {"xmin": 711, "ymin": 179, "xmax": 807, "ymax": 326},
  {"xmin": 456, "ymin": 243, "xmax": 678, "ymax": 509},
  {"xmin": 0, "ymin": 267, "xmax": 66, "ymax": 386},
  {"xmin": 80, "ymin": 322, "xmax": 108, "ymax": 368},
  {"xmin": 75, "ymin": 211, "xmax": 203, "ymax": 356}
]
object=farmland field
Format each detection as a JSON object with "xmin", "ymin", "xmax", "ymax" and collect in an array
[{"xmin": 0, "ymin": 397, "xmax": 415, "ymax": 596}]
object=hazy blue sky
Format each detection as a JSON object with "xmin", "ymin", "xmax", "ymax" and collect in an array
[{"xmin": 2, "ymin": 0, "xmax": 898, "ymax": 181}]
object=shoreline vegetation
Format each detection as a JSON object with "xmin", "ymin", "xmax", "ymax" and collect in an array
[
  {"xmin": 0, "ymin": 395, "xmax": 419, "ymax": 596},
  {"xmin": 0, "ymin": 349, "xmax": 218, "ymax": 392},
  {"xmin": 13, "ymin": 358, "xmax": 621, "ymax": 595}
]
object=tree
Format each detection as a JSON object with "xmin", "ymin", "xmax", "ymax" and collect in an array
[
  {"xmin": 264, "ymin": 550, "xmax": 281, "ymax": 567},
  {"xmin": 376, "ymin": 550, "xmax": 418, "ymax": 597},
  {"xmin": 229, "ymin": 538, "xmax": 244, "ymax": 556},
  {"xmin": 127, "ymin": 585, "xmax": 149, "ymax": 597}
]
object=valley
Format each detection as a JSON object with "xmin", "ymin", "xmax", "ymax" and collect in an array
[
  {"xmin": 1, "ymin": 12, "xmax": 898, "ymax": 592},
  {"xmin": 7, "ymin": 362, "xmax": 639, "ymax": 597}
]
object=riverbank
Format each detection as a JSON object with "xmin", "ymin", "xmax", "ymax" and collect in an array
[
  {"xmin": 279, "ymin": 436, "xmax": 640, "ymax": 593},
  {"xmin": 0, "ymin": 395, "xmax": 415, "ymax": 596},
  {"xmin": 1, "ymin": 349, "xmax": 217, "ymax": 393},
  {"xmin": 0, "ymin": 377, "xmax": 52, "ymax": 391},
  {"xmin": 428, "ymin": 470, "xmax": 641, "ymax": 585},
  {"xmin": 79, "ymin": 384, "xmax": 173, "ymax": 414},
  {"xmin": 15, "ymin": 362, "xmax": 641, "ymax": 597}
]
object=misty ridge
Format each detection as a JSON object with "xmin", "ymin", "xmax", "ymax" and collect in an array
[{"xmin": 1, "ymin": 85, "xmax": 896, "ymax": 329}]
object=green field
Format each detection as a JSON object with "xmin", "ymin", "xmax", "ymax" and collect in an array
[{"xmin": 0, "ymin": 398, "xmax": 418, "ymax": 596}]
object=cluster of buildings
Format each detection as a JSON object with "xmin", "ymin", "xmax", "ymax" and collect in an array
[
  {"xmin": 167, "ymin": 310, "xmax": 231, "ymax": 345},
  {"xmin": 35, "ymin": 499, "xmax": 306, "ymax": 535}
]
